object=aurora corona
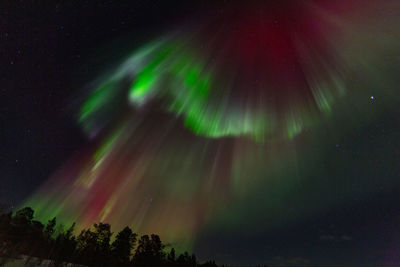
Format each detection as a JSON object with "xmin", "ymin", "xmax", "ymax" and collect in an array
[
  {"xmin": 79, "ymin": 6, "xmax": 347, "ymax": 142},
  {"xmin": 24, "ymin": 0, "xmax": 400, "ymax": 251}
]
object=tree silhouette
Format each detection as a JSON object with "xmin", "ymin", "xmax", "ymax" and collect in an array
[
  {"xmin": 176, "ymin": 251, "xmax": 197, "ymax": 267},
  {"xmin": 76, "ymin": 223, "xmax": 112, "ymax": 266},
  {"xmin": 44, "ymin": 217, "xmax": 56, "ymax": 240},
  {"xmin": 0, "ymin": 206, "xmax": 222, "ymax": 267},
  {"xmin": 167, "ymin": 247, "xmax": 176, "ymax": 266},
  {"xmin": 53, "ymin": 222, "xmax": 77, "ymax": 263},
  {"xmin": 133, "ymin": 234, "xmax": 167, "ymax": 266},
  {"xmin": 11, "ymin": 207, "xmax": 35, "ymax": 255},
  {"xmin": 0, "ymin": 211, "xmax": 13, "ymax": 256},
  {"xmin": 111, "ymin": 226, "xmax": 137, "ymax": 266}
]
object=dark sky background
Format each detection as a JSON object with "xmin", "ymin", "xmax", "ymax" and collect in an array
[{"xmin": 2, "ymin": 1, "xmax": 400, "ymax": 266}]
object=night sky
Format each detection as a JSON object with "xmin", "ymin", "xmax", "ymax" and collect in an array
[
  {"xmin": 1, "ymin": 0, "xmax": 192, "ymax": 203},
  {"xmin": 2, "ymin": 1, "xmax": 400, "ymax": 266}
]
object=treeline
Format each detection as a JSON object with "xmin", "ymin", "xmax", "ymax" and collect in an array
[{"xmin": 0, "ymin": 207, "xmax": 219, "ymax": 267}]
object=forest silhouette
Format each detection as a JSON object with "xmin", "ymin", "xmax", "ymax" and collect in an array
[{"xmin": 0, "ymin": 207, "xmax": 222, "ymax": 267}]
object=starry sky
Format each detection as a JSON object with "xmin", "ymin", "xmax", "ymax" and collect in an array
[{"xmin": 2, "ymin": 1, "xmax": 400, "ymax": 266}]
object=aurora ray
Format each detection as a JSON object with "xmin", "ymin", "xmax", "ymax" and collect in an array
[{"xmin": 23, "ymin": 0, "xmax": 400, "ymax": 251}]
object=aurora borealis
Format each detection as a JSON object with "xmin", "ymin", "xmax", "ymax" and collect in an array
[{"xmin": 6, "ymin": 0, "xmax": 400, "ymax": 265}]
